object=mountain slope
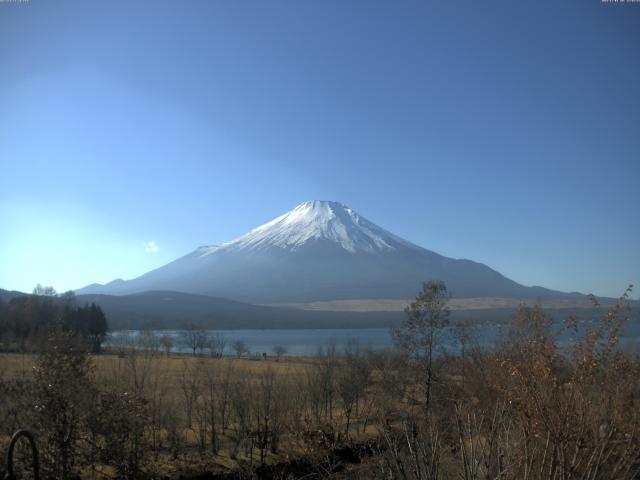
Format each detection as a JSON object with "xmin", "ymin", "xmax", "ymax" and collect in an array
[
  {"xmin": 76, "ymin": 291, "xmax": 625, "ymax": 330},
  {"xmin": 77, "ymin": 200, "xmax": 574, "ymax": 303},
  {"xmin": 75, "ymin": 290, "xmax": 405, "ymax": 330},
  {"xmin": 0, "ymin": 288, "xmax": 28, "ymax": 303}
]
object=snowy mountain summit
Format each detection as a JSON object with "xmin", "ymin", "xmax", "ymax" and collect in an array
[
  {"xmin": 77, "ymin": 200, "xmax": 569, "ymax": 303},
  {"xmin": 202, "ymin": 200, "xmax": 408, "ymax": 255}
]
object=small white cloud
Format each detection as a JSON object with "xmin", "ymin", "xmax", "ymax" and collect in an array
[{"xmin": 143, "ymin": 241, "xmax": 160, "ymax": 253}]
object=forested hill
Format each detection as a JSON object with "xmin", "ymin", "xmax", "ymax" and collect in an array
[
  {"xmin": 74, "ymin": 290, "xmax": 404, "ymax": 330},
  {"xmin": 0, "ymin": 288, "xmax": 27, "ymax": 303},
  {"xmin": 0, "ymin": 289, "xmax": 108, "ymax": 352},
  {"xmin": 2, "ymin": 288, "xmax": 635, "ymax": 331}
]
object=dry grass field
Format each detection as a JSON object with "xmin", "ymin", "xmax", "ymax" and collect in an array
[
  {"xmin": 0, "ymin": 348, "xmax": 385, "ymax": 478},
  {"xmin": 268, "ymin": 296, "xmax": 604, "ymax": 312},
  {"xmin": 1, "ymin": 290, "xmax": 639, "ymax": 479},
  {"xmin": 0, "ymin": 350, "xmax": 312, "ymax": 390}
]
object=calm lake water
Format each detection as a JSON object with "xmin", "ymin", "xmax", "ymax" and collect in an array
[
  {"xmin": 109, "ymin": 319, "xmax": 640, "ymax": 357},
  {"xmin": 110, "ymin": 328, "xmax": 397, "ymax": 356}
]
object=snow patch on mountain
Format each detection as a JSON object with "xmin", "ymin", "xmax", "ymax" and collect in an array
[
  {"xmin": 200, "ymin": 200, "xmax": 410, "ymax": 255},
  {"xmin": 196, "ymin": 245, "xmax": 221, "ymax": 257}
]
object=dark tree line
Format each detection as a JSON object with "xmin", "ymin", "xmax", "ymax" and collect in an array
[{"xmin": 0, "ymin": 285, "xmax": 108, "ymax": 353}]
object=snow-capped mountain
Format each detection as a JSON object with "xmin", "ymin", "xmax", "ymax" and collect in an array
[
  {"xmin": 77, "ymin": 200, "xmax": 568, "ymax": 303},
  {"xmin": 198, "ymin": 200, "xmax": 414, "ymax": 255}
]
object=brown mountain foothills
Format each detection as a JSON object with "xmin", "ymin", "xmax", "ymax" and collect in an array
[{"xmin": 265, "ymin": 296, "xmax": 605, "ymax": 312}]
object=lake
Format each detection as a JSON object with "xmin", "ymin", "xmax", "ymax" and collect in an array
[
  {"xmin": 110, "ymin": 328, "xmax": 398, "ymax": 356},
  {"xmin": 109, "ymin": 318, "xmax": 640, "ymax": 356}
]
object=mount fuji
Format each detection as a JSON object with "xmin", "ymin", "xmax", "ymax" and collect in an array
[{"xmin": 77, "ymin": 201, "xmax": 571, "ymax": 303}]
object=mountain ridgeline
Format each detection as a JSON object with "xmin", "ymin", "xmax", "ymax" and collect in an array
[{"xmin": 77, "ymin": 200, "xmax": 576, "ymax": 303}]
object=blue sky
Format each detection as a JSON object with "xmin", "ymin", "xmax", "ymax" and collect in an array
[{"xmin": 0, "ymin": 0, "xmax": 638, "ymax": 298}]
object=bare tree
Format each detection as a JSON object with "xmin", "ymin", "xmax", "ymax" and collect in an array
[
  {"xmin": 218, "ymin": 361, "xmax": 236, "ymax": 434},
  {"xmin": 181, "ymin": 322, "xmax": 209, "ymax": 356},
  {"xmin": 306, "ymin": 340, "xmax": 338, "ymax": 427},
  {"xmin": 272, "ymin": 345, "xmax": 287, "ymax": 360},
  {"xmin": 198, "ymin": 360, "xmax": 225, "ymax": 454},
  {"xmin": 109, "ymin": 331, "xmax": 134, "ymax": 357},
  {"xmin": 392, "ymin": 280, "xmax": 450, "ymax": 415},
  {"xmin": 229, "ymin": 377, "xmax": 252, "ymax": 459},
  {"xmin": 179, "ymin": 360, "xmax": 201, "ymax": 430},
  {"xmin": 32, "ymin": 284, "xmax": 57, "ymax": 296},
  {"xmin": 137, "ymin": 329, "xmax": 160, "ymax": 353},
  {"xmin": 366, "ymin": 349, "xmax": 410, "ymax": 433},
  {"xmin": 452, "ymin": 319, "xmax": 476, "ymax": 394},
  {"xmin": 232, "ymin": 339, "xmax": 249, "ymax": 358},
  {"xmin": 159, "ymin": 334, "xmax": 173, "ymax": 355},
  {"xmin": 208, "ymin": 332, "xmax": 227, "ymax": 358},
  {"xmin": 336, "ymin": 339, "xmax": 372, "ymax": 437},
  {"xmin": 378, "ymin": 419, "xmax": 442, "ymax": 480},
  {"xmin": 90, "ymin": 389, "xmax": 149, "ymax": 479}
]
